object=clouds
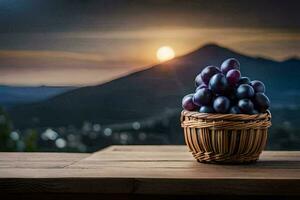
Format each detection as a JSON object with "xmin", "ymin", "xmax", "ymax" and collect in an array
[
  {"xmin": 0, "ymin": 26, "xmax": 299, "ymax": 85},
  {"xmin": 0, "ymin": 67, "xmax": 136, "ymax": 86},
  {"xmin": 0, "ymin": 0, "xmax": 299, "ymax": 85},
  {"xmin": 0, "ymin": 50, "xmax": 106, "ymax": 62},
  {"xmin": 0, "ymin": 49, "xmax": 147, "ymax": 72},
  {"xmin": 0, "ymin": 49, "xmax": 147, "ymax": 86},
  {"xmin": 0, "ymin": 0, "xmax": 299, "ymax": 33}
]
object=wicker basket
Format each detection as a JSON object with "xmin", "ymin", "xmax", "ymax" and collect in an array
[{"xmin": 181, "ymin": 110, "xmax": 272, "ymax": 164}]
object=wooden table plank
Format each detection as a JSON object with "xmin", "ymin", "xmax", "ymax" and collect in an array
[
  {"xmin": 0, "ymin": 153, "xmax": 89, "ymax": 168},
  {"xmin": 101, "ymin": 145, "xmax": 190, "ymax": 152},
  {"xmin": 1, "ymin": 165, "xmax": 300, "ymax": 179},
  {"xmin": 1, "ymin": 145, "xmax": 300, "ymax": 197},
  {"xmin": 1, "ymin": 177, "xmax": 300, "ymax": 196}
]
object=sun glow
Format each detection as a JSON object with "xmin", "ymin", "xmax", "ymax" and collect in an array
[{"xmin": 156, "ymin": 46, "xmax": 175, "ymax": 62}]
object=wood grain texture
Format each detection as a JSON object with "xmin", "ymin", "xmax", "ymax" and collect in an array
[
  {"xmin": 0, "ymin": 152, "xmax": 89, "ymax": 168},
  {"xmin": 0, "ymin": 145, "xmax": 300, "ymax": 197}
]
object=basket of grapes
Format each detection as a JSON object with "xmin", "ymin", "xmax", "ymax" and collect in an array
[{"xmin": 181, "ymin": 58, "xmax": 271, "ymax": 164}]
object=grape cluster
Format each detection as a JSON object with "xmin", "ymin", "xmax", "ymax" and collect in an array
[{"xmin": 182, "ymin": 58, "xmax": 270, "ymax": 114}]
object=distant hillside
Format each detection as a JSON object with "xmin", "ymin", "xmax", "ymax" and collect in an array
[
  {"xmin": 0, "ymin": 85, "xmax": 76, "ymax": 108},
  {"xmin": 9, "ymin": 44, "xmax": 300, "ymax": 128}
]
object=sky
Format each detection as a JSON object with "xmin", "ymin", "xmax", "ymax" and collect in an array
[{"xmin": 0, "ymin": 0, "xmax": 299, "ymax": 86}]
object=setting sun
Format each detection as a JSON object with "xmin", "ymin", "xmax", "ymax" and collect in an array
[{"xmin": 156, "ymin": 46, "xmax": 175, "ymax": 62}]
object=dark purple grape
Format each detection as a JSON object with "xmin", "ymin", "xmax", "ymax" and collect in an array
[
  {"xmin": 183, "ymin": 94, "xmax": 193, "ymax": 101},
  {"xmin": 229, "ymin": 106, "xmax": 242, "ymax": 114},
  {"xmin": 250, "ymin": 80, "xmax": 265, "ymax": 93},
  {"xmin": 253, "ymin": 92, "xmax": 270, "ymax": 113},
  {"xmin": 195, "ymin": 74, "xmax": 203, "ymax": 87},
  {"xmin": 221, "ymin": 58, "xmax": 240, "ymax": 74},
  {"xmin": 196, "ymin": 83, "xmax": 208, "ymax": 91},
  {"xmin": 213, "ymin": 96, "xmax": 230, "ymax": 113},
  {"xmin": 201, "ymin": 66, "xmax": 221, "ymax": 84},
  {"xmin": 199, "ymin": 106, "xmax": 214, "ymax": 113},
  {"xmin": 251, "ymin": 109, "xmax": 259, "ymax": 114},
  {"xmin": 238, "ymin": 99, "xmax": 254, "ymax": 114},
  {"xmin": 182, "ymin": 94, "xmax": 199, "ymax": 111},
  {"xmin": 236, "ymin": 84, "xmax": 255, "ymax": 99},
  {"xmin": 238, "ymin": 77, "xmax": 251, "ymax": 85},
  {"xmin": 209, "ymin": 73, "xmax": 228, "ymax": 95},
  {"xmin": 193, "ymin": 88, "xmax": 213, "ymax": 106},
  {"xmin": 226, "ymin": 69, "xmax": 241, "ymax": 86},
  {"xmin": 226, "ymin": 86, "xmax": 237, "ymax": 102}
]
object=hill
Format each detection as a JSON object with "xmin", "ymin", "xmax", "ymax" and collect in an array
[
  {"xmin": 0, "ymin": 85, "xmax": 75, "ymax": 108},
  {"xmin": 9, "ymin": 44, "xmax": 300, "ymax": 129}
]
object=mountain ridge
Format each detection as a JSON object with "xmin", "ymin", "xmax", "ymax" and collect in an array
[
  {"xmin": 0, "ymin": 85, "xmax": 76, "ymax": 108},
  {"xmin": 9, "ymin": 43, "xmax": 300, "ymax": 129}
]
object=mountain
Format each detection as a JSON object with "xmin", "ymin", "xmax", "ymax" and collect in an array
[
  {"xmin": 0, "ymin": 85, "xmax": 76, "ymax": 108},
  {"xmin": 9, "ymin": 44, "xmax": 300, "ymax": 129},
  {"xmin": 281, "ymin": 57, "xmax": 300, "ymax": 66}
]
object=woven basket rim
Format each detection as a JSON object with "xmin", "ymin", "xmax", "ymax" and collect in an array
[{"xmin": 181, "ymin": 110, "xmax": 271, "ymax": 121}]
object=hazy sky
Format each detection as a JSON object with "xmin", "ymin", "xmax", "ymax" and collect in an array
[{"xmin": 0, "ymin": 0, "xmax": 299, "ymax": 86}]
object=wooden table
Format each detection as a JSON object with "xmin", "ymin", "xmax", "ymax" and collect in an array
[{"xmin": 1, "ymin": 145, "xmax": 300, "ymax": 199}]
